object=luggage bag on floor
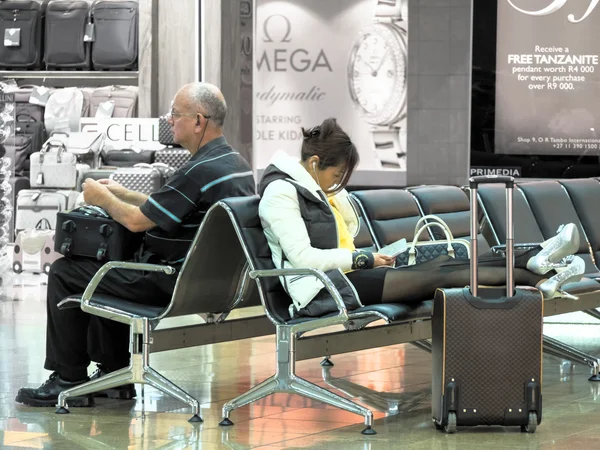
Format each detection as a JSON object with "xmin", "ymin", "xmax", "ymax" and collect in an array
[
  {"xmin": 13, "ymin": 218, "xmax": 62, "ymax": 275},
  {"xmin": 432, "ymin": 175, "xmax": 543, "ymax": 434},
  {"xmin": 55, "ymin": 205, "xmax": 143, "ymax": 261},
  {"xmin": 7, "ymin": 176, "xmax": 30, "ymax": 242},
  {"xmin": 15, "ymin": 189, "xmax": 78, "ymax": 233}
]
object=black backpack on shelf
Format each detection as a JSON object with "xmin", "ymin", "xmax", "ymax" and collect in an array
[
  {"xmin": 91, "ymin": 0, "xmax": 138, "ymax": 70},
  {"xmin": 0, "ymin": 1, "xmax": 46, "ymax": 69}
]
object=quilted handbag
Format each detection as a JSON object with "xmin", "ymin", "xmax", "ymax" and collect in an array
[
  {"xmin": 158, "ymin": 116, "xmax": 177, "ymax": 146},
  {"xmin": 395, "ymin": 215, "xmax": 470, "ymax": 267},
  {"xmin": 154, "ymin": 147, "xmax": 190, "ymax": 170},
  {"xmin": 109, "ymin": 163, "xmax": 171, "ymax": 195}
]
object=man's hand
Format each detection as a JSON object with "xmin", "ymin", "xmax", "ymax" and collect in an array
[
  {"xmin": 97, "ymin": 178, "xmax": 129, "ymax": 198},
  {"xmin": 373, "ymin": 253, "xmax": 395, "ymax": 268},
  {"xmin": 82, "ymin": 178, "xmax": 110, "ymax": 207}
]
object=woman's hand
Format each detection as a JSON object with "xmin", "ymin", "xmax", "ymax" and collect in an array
[{"xmin": 373, "ymin": 253, "xmax": 395, "ymax": 267}]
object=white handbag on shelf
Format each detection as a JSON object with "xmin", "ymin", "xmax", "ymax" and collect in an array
[
  {"xmin": 30, "ymin": 139, "xmax": 78, "ymax": 189},
  {"xmin": 48, "ymin": 130, "xmax": 106, "ymax": 169}
]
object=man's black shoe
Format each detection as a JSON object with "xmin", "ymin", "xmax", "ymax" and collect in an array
[
  {"xmin": 15, "ymin": 372, "xmax": 94, "ymax": 407},
  {"xmin": 91, "ymin": 365, "xmax": 137, "ymax": 400}
]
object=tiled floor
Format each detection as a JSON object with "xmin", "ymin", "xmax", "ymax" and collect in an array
[{"xmin": 1, "ymin": 266, "xmax": 600, "ymax": 449}]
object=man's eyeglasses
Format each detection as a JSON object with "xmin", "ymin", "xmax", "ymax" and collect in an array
[{"xmin": 165, "ymin": 109, "xmax": 211, "ymax": 121}]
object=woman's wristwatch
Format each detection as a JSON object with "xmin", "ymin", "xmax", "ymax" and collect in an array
[{"xmin": 352, "ymin": 251, "xmax": 375, "ymax": 270}]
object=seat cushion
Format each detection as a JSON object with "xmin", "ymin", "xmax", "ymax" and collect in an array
[
  {"xmin": 286, "ymin": 300, "xmax": 433, "ymax": 324},
  {"xmin": 351, "ymin": 190, "xmax": 424, "ymax": 247},
  {"xmin": 560, "ymin": 277, "xmax": 600, "ymax": 296},
  {"xmin": 67, "ymin": 294, "xmax": 167, "ymax": 319}
]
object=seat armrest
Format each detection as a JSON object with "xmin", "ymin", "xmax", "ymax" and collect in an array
[
  {"xmin": 81, "ymin": 261, "xmax": 176, "ymax": 309},
  {"xmin": 57, "ymin": 297, "xmax": 83, "ymax": 310},
  {"xmin": 250, "ymin": 268, "xmax": 349, "ymax": 332}
]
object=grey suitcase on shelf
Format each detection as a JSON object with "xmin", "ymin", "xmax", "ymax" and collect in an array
[
  {"xmin": 89, "ymin": 85, "xmax": 138, "ymax": 117},
  {"xmin": 154, "ymin": 148, "xmax": 190, "ymax": 171},
  {"xmin": 109, "ymin": 163, "xmax": 166, "ymax": 196},
  {"xmin": 44, "ymin": 0, "xmax": 92, "ymax": 69},
  {"xmin": 8, "ymin": 85, "xmax": 55, "ymax": 123},
  {"xmin": 91, "ymin": 0, "xmax": 139, "ymax": 70},
  {"xmin": 0, "ymin": 1, "xmax": 46, "ymax": 69},
  {"xmin": 15, "ymin": 189, "xmax": 78, "ymax": 233}
]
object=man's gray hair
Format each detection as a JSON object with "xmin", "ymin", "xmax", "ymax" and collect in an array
[{"xmin": 186, "ymin": 82, "xmax": 227, "ymax": 127}]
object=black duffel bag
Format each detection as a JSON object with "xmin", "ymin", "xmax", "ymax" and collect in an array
[
  {"xmin": 100, "ymin": 148, "xmax": 155, "ymax": 167},
  {"xmin": 55, "ymin": 205, "xmax": 144, "ymax": 261}
]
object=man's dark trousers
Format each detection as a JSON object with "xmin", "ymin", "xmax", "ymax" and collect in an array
[{"xmin": 44, "ymin": 256, "xmax": 176, "ymax": 381}]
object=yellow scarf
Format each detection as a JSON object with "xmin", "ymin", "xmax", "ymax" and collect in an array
[{"xmin": 328, "ymin": 198, "xmax": 356, "ymax": 252}]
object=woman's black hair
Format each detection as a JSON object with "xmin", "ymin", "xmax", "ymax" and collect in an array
[{"xmin": 300, "ymin": 117, "xmax": 359, "ymax": 194}]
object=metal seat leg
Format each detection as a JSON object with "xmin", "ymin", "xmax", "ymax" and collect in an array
[
  {"xmin": 411, "ymin": 339, "xmax": 432, "ymax": 353},
  {"xmin": 290, "ymin": 375, "xmax": 374, "ymax": 426},
  {"xmin": 143, "ymin": 367, "xmax": 201, "ymax": 420},
  {"xmin": 220, "ymin": 375, "xmax": 278, "ymax": 425},
  {"xmin": 220, "ymin": 325, "xmax": 376, "ymax": 434},
  {"xmin": 584, "ymin": 309, "xmax": 600, "ymax": 321},
  {"xmin": 543, "ymin": 335, "xmax": 600, "ymax": 381},
  {"xmin": 56, "ymin": 366, "xmax": 133, "ymax": 412}
]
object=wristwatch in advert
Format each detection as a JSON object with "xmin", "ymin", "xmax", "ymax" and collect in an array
[{"xmin": 347, "ymin": 0, "xmax": 408, "ymax": 170}]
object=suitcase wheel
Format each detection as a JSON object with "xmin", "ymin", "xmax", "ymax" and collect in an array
[
  {"xmin": 521, "ymin": 412, "xmax": 537, "ymax": 433},
  {"xmin": 444, "ymin": 412, "xmax": 457, "ymax": 434}
]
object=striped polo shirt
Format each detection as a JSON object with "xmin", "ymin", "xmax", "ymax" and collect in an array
[{"xmin": 139, "ymin": 136, "xmax": 255, "ymax": 263}]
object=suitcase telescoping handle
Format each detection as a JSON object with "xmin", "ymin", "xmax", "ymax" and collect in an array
[{"xmin": 469, "ymin": 175, "xmax": 515, "ymax": 298}]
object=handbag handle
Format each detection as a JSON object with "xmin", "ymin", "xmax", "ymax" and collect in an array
[
  {"xmin": 408, "ymin": 222, "xmax": 455, "ymax": 265},
  {"xmin": 413, "ymin": 214, "xmax": 453, "ymax": 239},
  {"xmin": 35, "ymin": 218, "xmax": 52, "ymax": 230},
  {"xmin": 40, "ymin": 139, "xmax": 67, "ymax": 163},
  {"xmin": 16, "ymin": 112, "xmax": 36, "ymax": 123},
  {"xmin": 50, "ymin": 130, "xmax": 70, "ymax": 138}
]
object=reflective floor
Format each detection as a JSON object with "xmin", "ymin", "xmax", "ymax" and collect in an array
[{"xmin": 1, "ymin": 266, "xmax": 600, "ymax": 449}]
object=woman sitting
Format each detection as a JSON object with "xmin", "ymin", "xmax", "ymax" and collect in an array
[{"xmin": 258, "ymin": 118, "xmax": 585, "ymax": 317}]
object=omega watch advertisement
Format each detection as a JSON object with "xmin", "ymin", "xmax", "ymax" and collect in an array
[
  {"xmin": 495, "ymin": 0, "xmax": 600, "ymax": 156},
  {"xmin": 254, "ymin": 0, "xmax": 408, "ymax": 179}
]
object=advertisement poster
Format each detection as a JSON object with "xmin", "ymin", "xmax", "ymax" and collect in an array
[
  {"xmin": 495, "ymin": 0, "xmax": 600, "ymax": 156},
  {"xmin": 254, "ymin": 0, "xmax": 408, "ymax": 180}
]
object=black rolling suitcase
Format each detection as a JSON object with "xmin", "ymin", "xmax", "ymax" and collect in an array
[
  {"xmin": 0, "ymin": 1, "xmax": 46, "ymax": 69},
  {"xmin": 432, "ymin": 175, "xmax": 543, "ymax": 434},
  {"xmin": 44, "ymin": 0, "xmax": 91, "ymax": 69},
  {"xmin": 91, "ymin": 0, "xmax": 138, "ymax": 70},
  {"xmin": 55, "ymin": 205, "xmax": 143, "ymax": 261}
]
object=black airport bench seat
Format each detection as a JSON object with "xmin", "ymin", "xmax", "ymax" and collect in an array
[{"xmin": 56, "ymin": 178, "xmax": 600, "ymax": 432}]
